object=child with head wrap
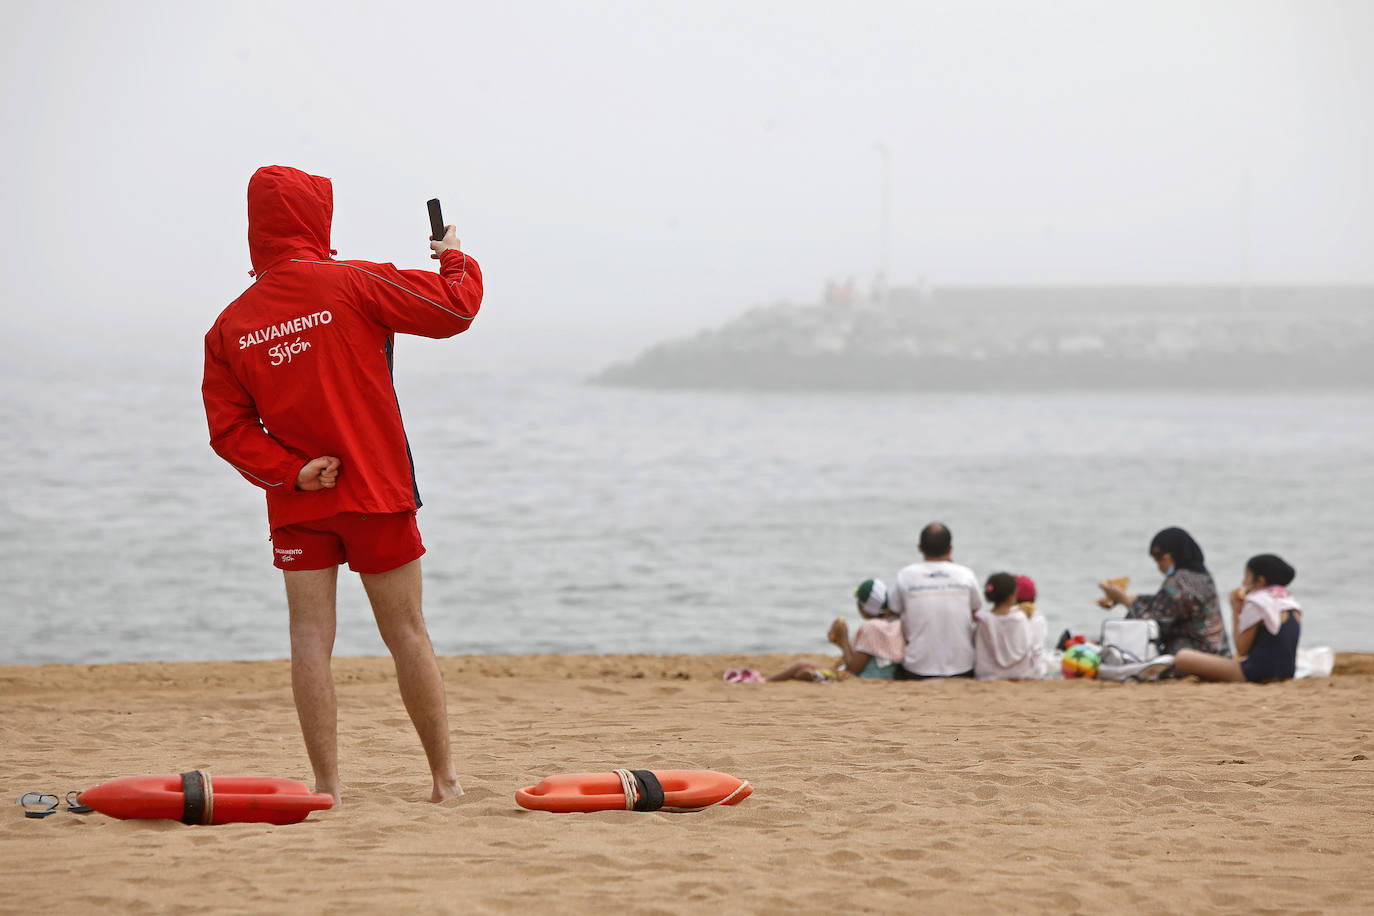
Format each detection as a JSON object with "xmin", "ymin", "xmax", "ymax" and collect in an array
[{"xmin": 1169, "ymin": 554, "xmax": 1302, "ymax": 682}]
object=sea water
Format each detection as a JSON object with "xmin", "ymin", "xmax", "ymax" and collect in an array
[{"xmin": 2, "ymin": 366, "xmax": 1372, "ymax": 665}]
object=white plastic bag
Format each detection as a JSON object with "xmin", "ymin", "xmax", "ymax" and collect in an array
[{"xmin": 1295, "ymin": 646, "xmax": 1334, "ymax": 679}]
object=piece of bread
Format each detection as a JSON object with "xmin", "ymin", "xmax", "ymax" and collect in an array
[
  {"xmin": 1097, "ymin": 576, "xmax": 1130, "ymax": 608},
  {"xmin": 827, "ymin": 616, "xmax": 847, "ymax": 645}
]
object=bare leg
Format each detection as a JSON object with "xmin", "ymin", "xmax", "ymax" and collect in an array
[
  {"xmin": 360, "ymin": 559, "xmax": 462, "ymax": 802},
  {"xmin": 766, "ymin": 660, "xmax": 818, "ymax": 681},
  {"xmin": 1174, "ymin": 648, "xmax": 1246, "ymax": 682},
  {"xmin": 284, "ymin": 566, "xmax": 342, "ymax": 803}
]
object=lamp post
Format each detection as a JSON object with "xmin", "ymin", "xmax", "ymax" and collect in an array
[
  {"xmin": 1240, "ymin": 158, "xmax": 1252, "ymax": 309},
  {"xmin": 874, "ymin": 140, "xmax": 891, "ymax": 308}
]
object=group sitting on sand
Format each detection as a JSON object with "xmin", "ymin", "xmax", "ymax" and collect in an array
[
  {"xmin": 730, "ymin": 522, "xmax": 1302, "ymax": 685},
  {"xmin": 1095, "ymin": 527, "xmax": 1303, "ymax": 683}
]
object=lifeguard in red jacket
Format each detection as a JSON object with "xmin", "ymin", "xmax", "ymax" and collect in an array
[{"xmin": 202, "ymin": 165, "xmax": 482, "ymax": 804}]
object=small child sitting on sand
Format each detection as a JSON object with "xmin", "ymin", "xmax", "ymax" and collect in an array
[
  {"xmin": 826, "ymin": 578, "xmax": 906, "ymax": 679},
  {"xmin": 1014, "ymin": 574, "xmax": 1037, "ymax": 616},
  {"xmin": 974, "ymin": 572, "xmax": 1048, "ymax": 680},
  {"xmin": 745, "ymin": 579, "xmax": 906, "ymax": 682}
]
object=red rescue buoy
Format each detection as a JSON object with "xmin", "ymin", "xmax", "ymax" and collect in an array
[
  {"xmin": 516, "ymin": 769, "xmax": 751, "ymax": 813},
  {"xmin": 78, "ymin": 771, "xmax": 333, "ymax": 825}
]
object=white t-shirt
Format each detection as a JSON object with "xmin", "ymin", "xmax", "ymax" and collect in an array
[
  {"xmin": 974, "ymin": 608, "xmax": 1047, "ymax": 680},
  {"xmin": 889, "ymin": 560, "xmax": 982, "ymax": 676}
]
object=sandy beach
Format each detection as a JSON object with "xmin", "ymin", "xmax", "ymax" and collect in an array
[{"xmin": 4, "ymin": 652, "xmax": 1373, "ymax": 914}]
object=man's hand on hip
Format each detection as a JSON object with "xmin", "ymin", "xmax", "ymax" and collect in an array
[{"xmin": 296, "ymin": 457, "xmax": 341, "ymax": 491}]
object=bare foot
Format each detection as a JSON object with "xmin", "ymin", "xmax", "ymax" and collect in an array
[
  {"xmin": 430, "ymin": 777, "xmax": 463, "ymax": 803},
  {"xmin": 315, "ymin": 785, "xmax": 342, "ymax": 807}
]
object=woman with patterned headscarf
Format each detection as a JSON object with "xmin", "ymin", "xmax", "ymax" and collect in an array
[{"xmin": 1097, "ymin": 527, "xmax": 1230, "ymax": 658}]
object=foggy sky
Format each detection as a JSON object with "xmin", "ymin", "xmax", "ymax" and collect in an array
[{"xmin": 3, "ymin": 0, "xmax": 1372, "ymax": 374}]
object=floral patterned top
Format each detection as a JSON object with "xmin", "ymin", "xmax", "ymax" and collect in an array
[{"xmin": 1128, "ymin": 569, "xmax": 1230, "ymax": 656}]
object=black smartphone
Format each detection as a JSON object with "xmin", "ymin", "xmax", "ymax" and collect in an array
[{"xmin": 427, "ymin": 198, "xmax": 445, "ymax": 241}]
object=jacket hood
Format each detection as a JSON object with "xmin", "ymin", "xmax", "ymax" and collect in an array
[{"xmin": 247, "ymin": 165, "xmax": 333, "ymax": 276}]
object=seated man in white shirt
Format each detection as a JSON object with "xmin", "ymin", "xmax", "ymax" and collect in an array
[{"xmin": 888, "ymin": 522, "xmax": 982, "ymax": 679}]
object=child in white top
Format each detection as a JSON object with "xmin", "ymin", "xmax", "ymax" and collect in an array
[{"xmin": 974, "ymin": 572, "xmax": 1047, "ymax": 680}]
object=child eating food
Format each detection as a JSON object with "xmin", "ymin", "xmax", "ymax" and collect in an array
[{"xmin": 1171, "ymin": 554, "xmax": 1302, "ymax": 682}]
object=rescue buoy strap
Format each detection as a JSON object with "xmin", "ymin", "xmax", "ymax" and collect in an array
[
  {"xmin": 180, "ymin": 770, "xmax": 212, "ymax": 826},
  {"xmin": 630, "ymin": 770, "xmax": 664, "ymax": 812},
  {"xmin": 661, "ymin": 778, "xmax": 751, "ymax": 813}
]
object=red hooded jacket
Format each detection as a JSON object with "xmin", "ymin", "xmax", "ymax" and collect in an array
[{"xmin": 202, "ymin": 165, "xmax": 483, "ymax": 531}]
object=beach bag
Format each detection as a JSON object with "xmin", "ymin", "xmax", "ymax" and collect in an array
[{"xmin": 1099, "ymin": 619, "xmax": 1161, "ymax": 662}]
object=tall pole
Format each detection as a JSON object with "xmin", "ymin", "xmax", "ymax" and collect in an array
[
  {"xmin": 1241, "ymin": 157, "xmax": 1252, "ymax": 309},
  {"xmin": 874, "ymin": 140, "xmax": 891, "ymax": 307}
]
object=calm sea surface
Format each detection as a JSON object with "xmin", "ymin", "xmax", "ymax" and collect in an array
[{"xmin": 3, "ymin": 365, "xmax": 1372, "ymax": 665}]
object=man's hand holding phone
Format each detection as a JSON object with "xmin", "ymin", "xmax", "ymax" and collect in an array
[
  {"xmin": 427, "ymin": 197, "xmax": 459, "ymax": 259},
  {"xmin": 429, "ymin": 224, "xmax": 461, "ymax": 259}
]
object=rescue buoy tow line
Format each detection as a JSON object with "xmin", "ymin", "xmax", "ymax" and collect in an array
[
  {"xmin": 515, "ymin": 769, "xmax": 751, "ymax": 813},
  {"xmin": 78, "ymin": 771, "xmax": 334, "ymax": 825}
]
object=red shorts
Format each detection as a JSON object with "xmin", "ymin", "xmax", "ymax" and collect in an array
[{"xmin": 270, "ymin": 511, "xmax": 425, "ymax": 574}]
